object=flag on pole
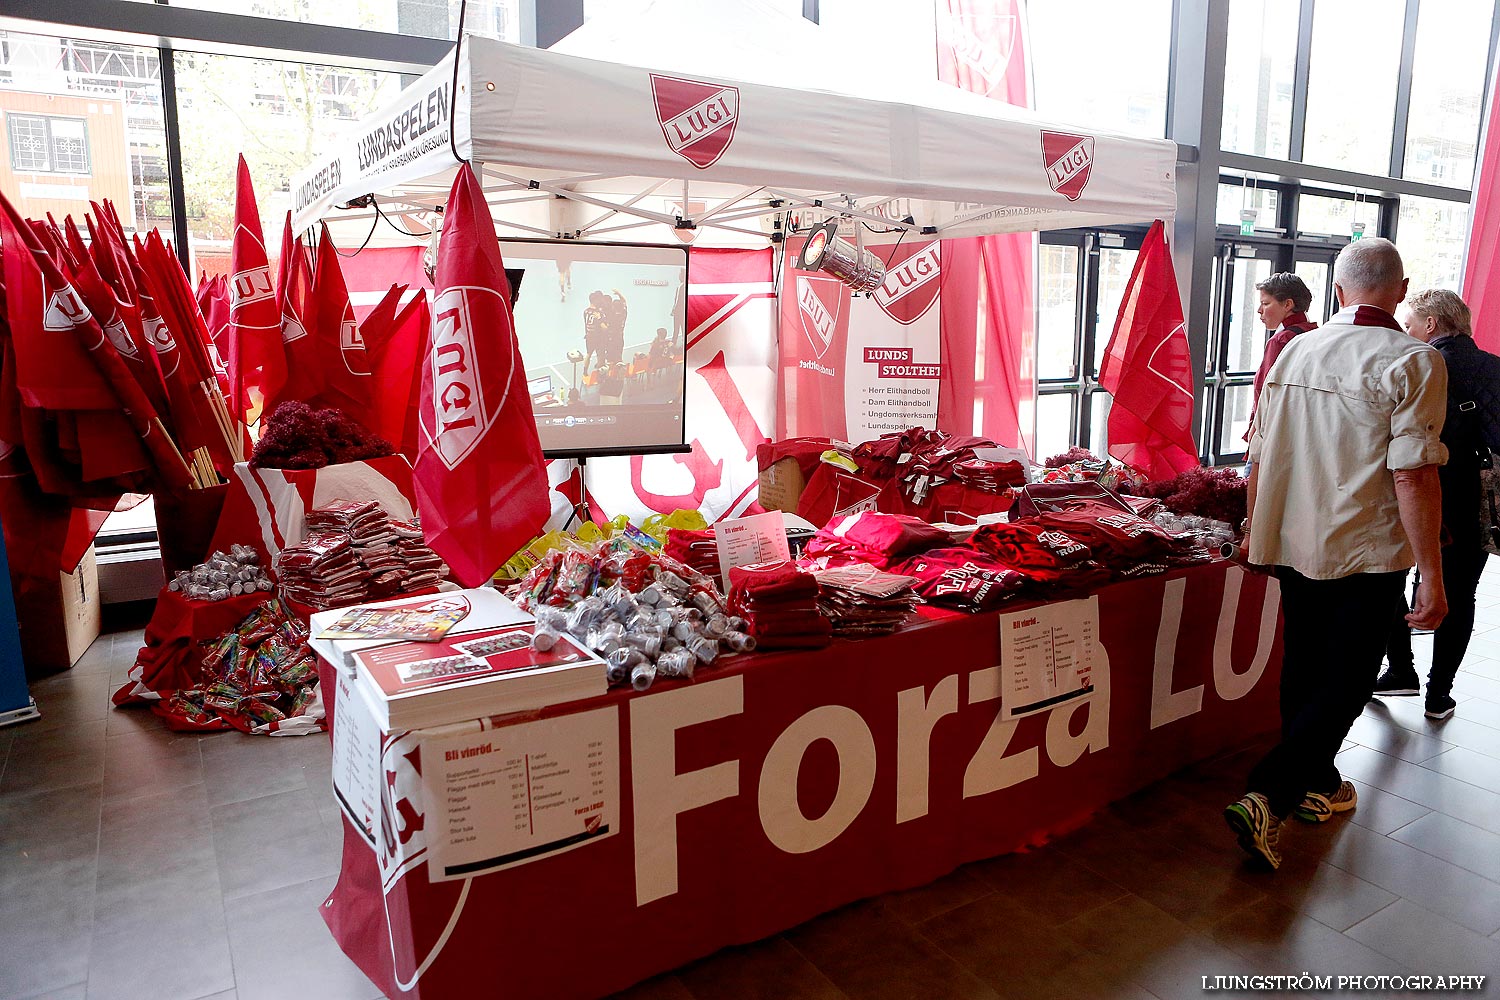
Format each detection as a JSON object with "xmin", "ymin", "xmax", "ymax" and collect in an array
[
  {"xmin": 307, "ymin": 225, "xmax": 371, "ymax": 414},
  {"xmin": 365, "ymin": 289, "xmax": 428, "ymax": 461},
  {"xmin": 414, "ymin": 163, "xmax": 549, "ymax": 586},
  {"xmin": 1097, "ymin": 220, "xmax": 1198, "ymax": 480},
  {"xmin": 1464, "ymin": 55, "xmax": 1500, "ymax": 355},
  {"xmin": 227, "ymin": 155, "xmax": 286, "ymax": 425},
  {"xmin": 268, "ymin": 212, "xmax": 317, "ymax": 414}
]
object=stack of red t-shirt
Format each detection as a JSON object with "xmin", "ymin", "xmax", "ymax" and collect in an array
[
  {"xmin": 901, "ymin": 434, "xmax": 997, "ymax": 504},
  {"xmin": 968, "ymin": 521, "xmax": 1113, "ymax": 595},
  {"xmin": 803, "ymin": 511, "xmax": 951, "ymax": 569},
  {"xmin": 390, "ymin": 518, "xmax": 448, "ymax": 593},
  {"xmin": 727, "ymin": 561, "xmax": 831, "ymax": 649},
  {"xmin": 1026, "ymin": 502, "xmax": 1210, "ymax": 579},
  {"xmin": 276, "ymin": 531, "xmax": 367, "ymax": 609},
  {"xmin": 951, "ymin": 458, "xmax": 1027, "ymax": 492},
  {"xmin": 278, "ymin": 503, "xmax": 451, "ymax": 609},
  {"xmin": 898, "ymin": 547, "xmax": 1028, "ymax": 611},
  {"xmin": 664, "ymin": 528, "xmax": 720, "ymax": 579}
]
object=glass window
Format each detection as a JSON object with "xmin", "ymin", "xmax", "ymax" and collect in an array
[
  {"xmin": 1399, "ymin": 196, "xmax": 1470, "ymax": 292},
  {"xmin": 1303, "ymin": 0, "xmax": 1405, "ymax": 175},
  {"xmin": 1035, "ymin": 393, "xmax": 1075, "ymax": 464},
  {"xmin": 1037, "ymin": 243, "xmax": 1079, "ymax": 380},
  {"xmin": 1093, "ymin": 246, "xmax": 1138, "ymax": 373},
  {"xmin": 1297, "ymin": 193, "xmax": 1375, "ymax": 237},
  {"xmin": 1294, "ymin": 259, "xmax": 1331, "ymax": 323},
  {"xmin": 1227, "ymin": 255, "xmax": 1272, "ymax": 373},
  {"xmin": 1088, "ymin": 392, "xmax": 1111, "ymax": 459},
  {"xmin": 1216, "ymin": 181, "xmax": 1279, "ymax": 229},
  {"xmin": 48, "ymin": 117, "xmax": 90, "ymax": 173},
  {"xmin": 173, "ymin": 51, "xmax": 400, "ymax": 276},
  {"xmin": 0, "ymin": 31, "xmax": 173, "ymax": 235},
  {"xmin": 1028, "ymin": 0, "xmax": 1172, "ymax": 138},
  {"xmin": 7, "ymin": 113, "xmax": 51, "ymax": 171},
  {"xmin": 1403, "ymin": 0, "xmax": 1493, "ymax": 188},
  {"xmin": 1220, "ymin": 384, "xmax": 1255, "ymax": 455},
  {"xmin": 1222, "ymin": 0, "xmax": 1298, "ymax": 159},
  {"xmin": 168, "ymin": 0, "xmax": 521, "ymax": 42}
]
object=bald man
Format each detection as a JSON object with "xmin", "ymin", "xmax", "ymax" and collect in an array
[{"xmin": 1225, "ymin": 237, "xmax": 1448, "ymax": 870}]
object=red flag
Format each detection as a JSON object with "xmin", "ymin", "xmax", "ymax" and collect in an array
[
  {"xmin": 137, "ymin": 230, "xmax": 239, "ymax": 472},
  {"xmin": 415, "ymin": 164, "xmax": 549, "ymax": 586},
  {"xmin": 1098, "ymin": 220, "xmax": 1198, "ymax": 480},
  {"xmin": 935, "ymin": 0, "xmax": 1036, "ymax": 453},
  {"xmin": 198, "ymin": 272, "xmax": 230, "ymax": 353},
  {"xmin": 366, "ymin": 290, "xmax": 428, "ymax": 460},
  {"xmin": 0, "ymin": 193, "xmax": 190, "ymax": 490},
  {"xmin": 228, "ymin": 156, "xmax": 286, "ymax": 424},
  {"xmin": 1466, "ymin": 57, "xmax": 1500, "ymax": 354},
  {"xmin": 270, "ymin": 212, "xmax": 317, "ymax": 413},
  {"xmin": 306, "ymin": 225, "xmax": 372, "ymax": 414},
  {"xmin": 62, "ymin": 216, "xmax": 172, "ymax": 421}
]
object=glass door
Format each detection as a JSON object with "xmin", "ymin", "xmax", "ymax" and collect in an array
[
  {"xmin": 1209, "ymin": 243, "xmax": 1276, "ymax": 463},
  {"xmin": 1294, "ymin": 248, "xmax": 1339, "ymax": 324}
]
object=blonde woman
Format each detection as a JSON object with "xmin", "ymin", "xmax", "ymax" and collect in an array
[{"xmin": 1376, "ymin": 289, "xmax": 1500, "ymax": 719}]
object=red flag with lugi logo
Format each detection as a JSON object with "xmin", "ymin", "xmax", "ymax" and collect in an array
[
  {"xmin": 414, "ymin": 163, "xmax": 548, "ymax": 586},
  {"xmin": 1098, "ymin": 220, "xmax": 1198, "ymax": 480},
  {"xmin": 306, "ymin": 224, "xmax": 372, "ymax": 415},
  {"xmin": 227, "ymin": 156, "xmax": 286, "ymax": 424},
  {"xmin": 267, "ymin": 211, "xmax": 318, "ymax": 414}
]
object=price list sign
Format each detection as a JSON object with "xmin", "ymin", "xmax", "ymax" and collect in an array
[{"xmin": 420, "ymin": 707, "xmax": 620, "ymax": 881}]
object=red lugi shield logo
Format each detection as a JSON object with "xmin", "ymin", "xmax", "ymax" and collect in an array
[
  {"xmin": 1041, "ymin": 130, "xmax": 1095, "ymax": 202},
  {"xmin": 938, "ymin": 13, "xmax": 1017, "ymax": 97},
  {"xmin": 796, "ymin": 275, "xmax": 845, "ymax": 360},
  {"xmin": 425, "ymin": 288, "xmax": 500, "ymax": 471},
  {"xmin": 651, "ymin": 73, "xmax": 740, "ymax": 170},
  {"xmin": 872, "ymin": 242, "xmax": 941, "ymax": 326},
  {"xmin": 340, "ymin": 312, "xmax": 371, "ymax": 375}
]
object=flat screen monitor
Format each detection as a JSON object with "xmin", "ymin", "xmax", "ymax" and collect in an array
[{"xmin": 500, "ymin": 239, "xmax": 689, "ymax": 458}]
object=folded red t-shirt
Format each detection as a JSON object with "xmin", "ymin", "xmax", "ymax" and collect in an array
[
  {"xmin": 737, "ymin": 607, "xmax": 831, "ymax": 636},
  {"xmin": 728, "ymin": 561, "xmax": 819, "ymax": 603}
]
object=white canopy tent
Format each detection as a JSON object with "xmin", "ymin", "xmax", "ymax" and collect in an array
[{"xmin": 290, "ymin": 0, "xmax": 1177, "ymax": 245}]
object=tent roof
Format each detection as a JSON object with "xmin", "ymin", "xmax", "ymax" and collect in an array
[{"xmin": 290, "ymin": 1, "xmax": 1176, "ymax": 242}]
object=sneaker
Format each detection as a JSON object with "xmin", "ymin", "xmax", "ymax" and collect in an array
[
  {"xmin": 1371, "ymin": 666, "xmax": 1421, "ymax": 697},
  {"xmin": 1294, "ymin": 780, "xmax": 1358, "ymax": 823},
  {"xmin": 1425, "ymin": 694, "xmax": 1457, "ymax": 720},
  {"xmin": 1224, "ymin": 792, "xmax": 1282, "ymax": 870}
]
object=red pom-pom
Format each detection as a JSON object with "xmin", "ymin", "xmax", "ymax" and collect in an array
[
  {"xmin": 1044, "ymin": 446, "xmax": 1099, "ymax": 469},
  {"xmin": 250, "ymin": 402, "xmax": 394, "ymax": 470},
  {"xmin": 1139, "ymin": 466, "xmax": 1247, "ymax": 524}
]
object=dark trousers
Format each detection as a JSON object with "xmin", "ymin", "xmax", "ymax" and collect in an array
[
  {"xmin": 1248, "ymin": 567, "xmax": 1406, "ymax": 818},
  {"xmin": 1384, "ymin": 544, "xmax": 1490, "ymax": 698}
]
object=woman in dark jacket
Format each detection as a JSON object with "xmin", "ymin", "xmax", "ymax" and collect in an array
[{"xmin": 1377, "ymin": 289, "xmax": 1500, "ymax": 718}]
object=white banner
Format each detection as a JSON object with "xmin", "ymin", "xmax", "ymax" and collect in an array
[{"xmin": 290, "ymin": 56, "xmax": 466, "ymax": 231}]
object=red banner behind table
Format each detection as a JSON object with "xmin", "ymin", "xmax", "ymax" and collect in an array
[
  {"xmin": 935, "ymin": 0, "xmax": 1037, "ymax": 454},
  {"xmin": 319, "ymin": 560, "xmax": 1281, "ymax": 1000}
]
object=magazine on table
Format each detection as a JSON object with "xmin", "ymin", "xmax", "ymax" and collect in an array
[
  {"xmin": 314, "ymin": 600, "xmax": 471, "ymax": 643},
  {"xmin": 354, "ymin": 622, "xmax": 594, "ymax": 701}
]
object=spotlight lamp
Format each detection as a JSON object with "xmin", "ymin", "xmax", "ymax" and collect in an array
[{"xmin": 795, "ymin": 219, "xmax": 886, "ymax": 292}]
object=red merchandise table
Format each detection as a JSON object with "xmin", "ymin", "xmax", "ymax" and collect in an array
[{"xmin": 319, "ymin": 559, "xmax": 1282, "ymax": 1000}]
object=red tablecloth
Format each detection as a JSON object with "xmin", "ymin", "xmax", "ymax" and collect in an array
[
  {"xmin": 320, "ymin": 559, "xmax": 1282, "ymax": 1000},
  {"xmin": 112, "ymin": 589, "xmax": 269, "ymax": 708}
]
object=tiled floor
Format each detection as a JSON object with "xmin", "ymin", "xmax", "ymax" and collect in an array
[{"xmin": 7, "ymin": 574, "xmax": 1500, "ymax": 1000}]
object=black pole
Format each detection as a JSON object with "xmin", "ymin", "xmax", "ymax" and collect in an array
[{"xmin": 157, "ymin": 41, "xmax": 193, "ymax": 277}]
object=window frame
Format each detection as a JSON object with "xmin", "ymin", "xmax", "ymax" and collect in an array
[
  {"xmin": 1034, "ymin": 225, "xmax": 1150, "ymax": 462},
  {"xmin": 6, "ymin": 111, "xmax": 92, "ymax": 175}
]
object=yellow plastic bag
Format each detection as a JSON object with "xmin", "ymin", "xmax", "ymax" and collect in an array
[{"xmin": 641, "ymin": 508, "xmax": 709, "ymax": 542}]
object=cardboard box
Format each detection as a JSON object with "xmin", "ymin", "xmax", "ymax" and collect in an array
[
  {"xmin": 758, "ymin": 457, "xmax": 807, "ymax": 513},
  {"xmin": 17, "ymin": 546, "xmax": 101, "ymax": 674}
]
